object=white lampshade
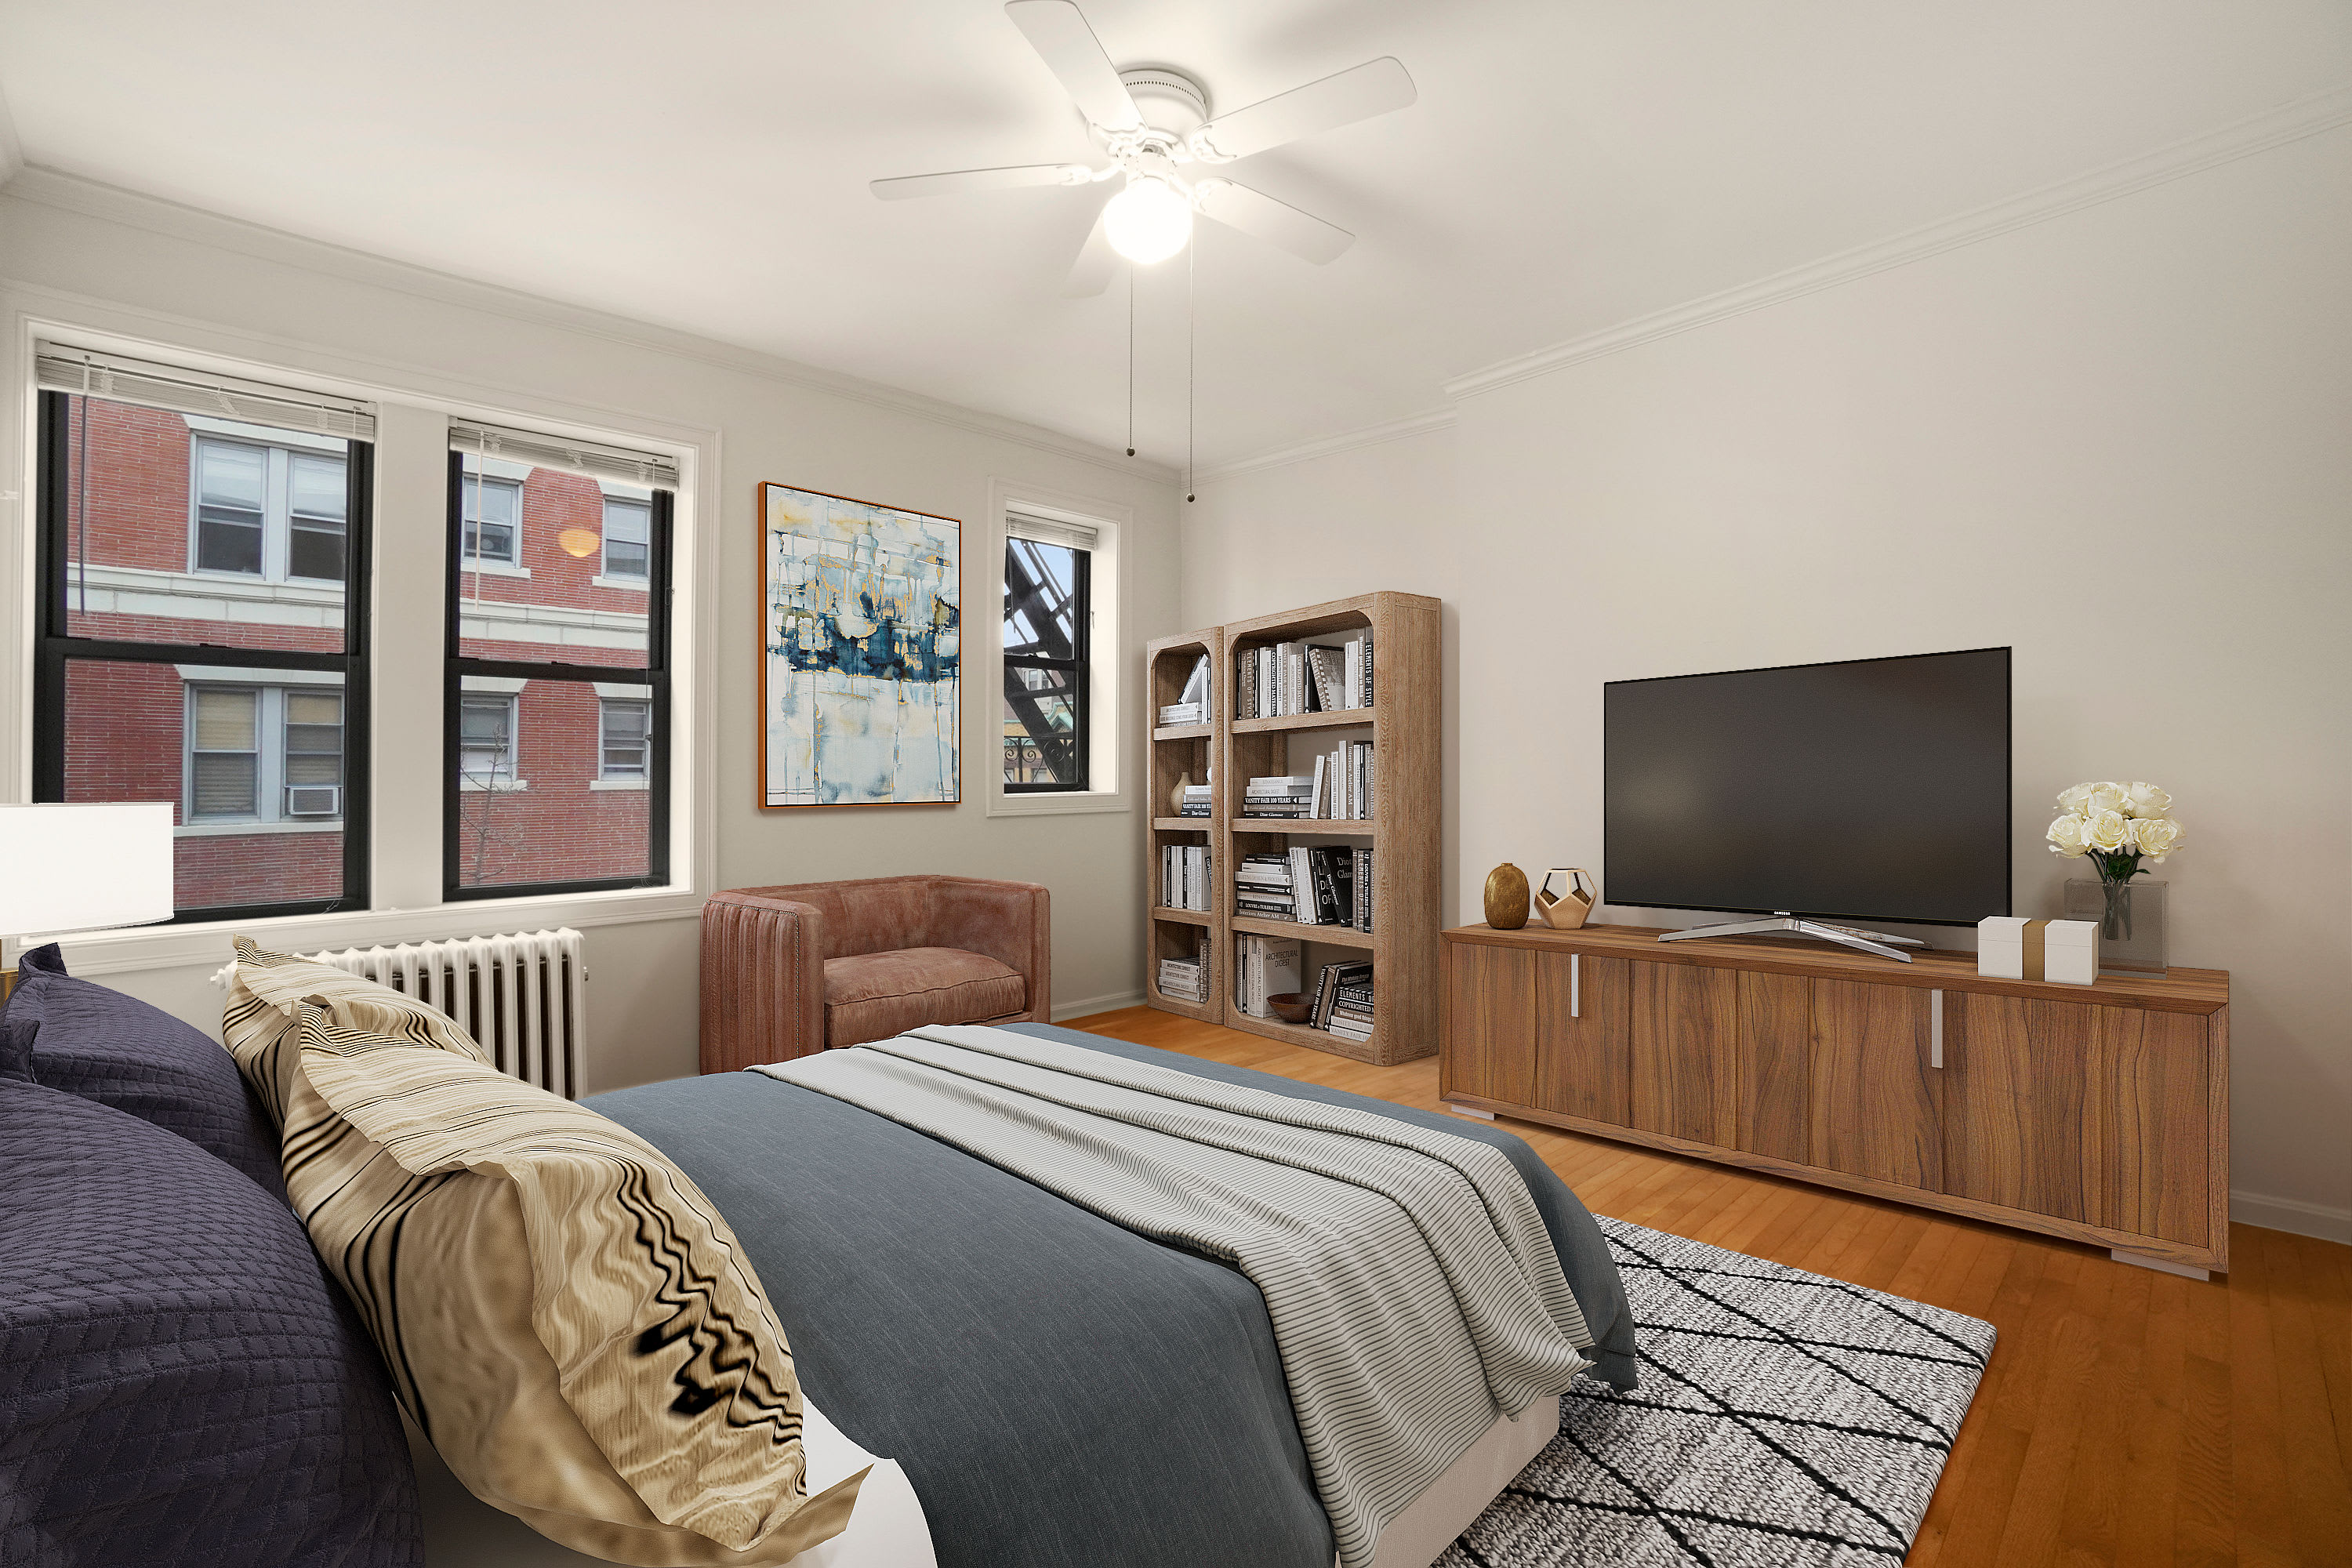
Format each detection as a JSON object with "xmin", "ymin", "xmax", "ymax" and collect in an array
[{"xmin": 0, "ymin": 803, "xmax": 175, "ymax": 938}]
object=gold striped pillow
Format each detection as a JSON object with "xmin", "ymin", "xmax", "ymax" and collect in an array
[
  {"xmin": 223, "ymin": 937, "xmax": 488, "ymax": 1130},
  {"xmin": 227, "ymin": 981, "xmax": 859, "ymax": 1564}
]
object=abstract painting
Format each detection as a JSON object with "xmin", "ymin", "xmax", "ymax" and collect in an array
[{"xmin": 760, "ymin": 484, "xmax": 960, "ymax": 806}]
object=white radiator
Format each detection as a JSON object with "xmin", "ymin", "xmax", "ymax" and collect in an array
[{"xmin": 219, "ymin": 927, "xmax": 590, "ymax": 1098}]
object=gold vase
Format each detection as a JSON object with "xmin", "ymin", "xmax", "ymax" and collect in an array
[{"xmin": 1484, "ymin": 863, "xmax": 1531, "ymax": 930}]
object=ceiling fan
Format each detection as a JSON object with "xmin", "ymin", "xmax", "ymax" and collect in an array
[{"xmin": 872, "ymin": 0, "xmax": 1415, "ymax": 295}]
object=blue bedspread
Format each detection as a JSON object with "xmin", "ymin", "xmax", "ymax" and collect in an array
[{"xmin": 588, "ymin": 1023, "xmax": 1633, "ymax": 1568}]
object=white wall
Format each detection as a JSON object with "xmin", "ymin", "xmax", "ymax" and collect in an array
[
  {"xmin": 1, "ymin": 173, "xmax": 1180, "ymax": 1091},
  {"xmin": 1182, "ymin": 128, "xmax": 2352, "ymax": 1237}
]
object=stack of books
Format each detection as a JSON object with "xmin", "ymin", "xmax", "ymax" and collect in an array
[
  {"xmin": 1232, "ymin": 932, "xmax": 1302, "ymax": 1018},
  {"xmin": 1241, "ymin": 775, "xmax": 1315, "ymax": 818},
  {"xmin": 1237, "ymin": 630, "xmax": 1375, "ymax": 719},
  {"xmin": 1312, "ymin": 961, "xmax": 1375, "ymax": 1041},
  {"xmin": 1234, "ymin": 853, "xmax": 1297, "ymax": 920},
  {"xmin": 1157, "ymin": 931, "xmax": 1210, "ymax": 1004},
  {"xmin": 1177, "ymin": 782, "xmax": 1212, "ymax": 818},
  {"xmin": 1160, "ymin": 842, "xmax": 1211, "ymax": 912},
  {"xmin": 1156, "ymin": 654, "xmax": 1214, "ymax": 727},
  {"xmin": 1304, "ymin": 742, "xmax": 1374, "ymax": 821},
  {"xmin": 1235, "ymin": 846, "xmax": 1358, "ymax": 926}
]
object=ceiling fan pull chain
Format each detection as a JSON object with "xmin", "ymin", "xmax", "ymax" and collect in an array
[
  {"xmin": 1186, "ymin": 241, "xmax": 1196, "ymax": 503},
  {"xmin": 1127, "ymin": 265, "xmax": 1136, "ymax": 457}
]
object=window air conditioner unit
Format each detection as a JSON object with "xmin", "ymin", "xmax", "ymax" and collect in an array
[{"xmin": 286, "ymin": 785, "xmax": 341, "ymax": 818}]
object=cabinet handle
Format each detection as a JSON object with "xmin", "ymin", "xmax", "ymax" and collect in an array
[
  {"xmin": 1930, "ymin": 989, "xmax": 1944, "ymax": 1069},
  {"xmin": 1570, "ymin": 953, "xmax": 1581, "ymax": 1019}
]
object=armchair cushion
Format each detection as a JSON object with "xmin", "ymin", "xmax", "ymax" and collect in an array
[{"xmin": 825, "ymin": 948, "xmax": 1027, "ymax": 1048}]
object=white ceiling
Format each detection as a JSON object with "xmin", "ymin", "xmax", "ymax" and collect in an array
[{"xmin": 4, "ymin": 2, "xmax": 2347, "ymax": 470}]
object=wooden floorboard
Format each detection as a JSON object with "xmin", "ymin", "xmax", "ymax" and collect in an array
[{"xmin": 1067, "ymin": 1006, "xmax": 2352, "ymax": 1567}]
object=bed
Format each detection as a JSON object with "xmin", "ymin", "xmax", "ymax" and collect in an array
[{"xmin": 422, "ymin": 1022, "xmax": 1635, "ymax": 1568}]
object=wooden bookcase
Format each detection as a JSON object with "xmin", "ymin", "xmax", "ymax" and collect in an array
[{"xmin": 1142, "ymin": 630, "xmax": 1224, "ymax": 1021}]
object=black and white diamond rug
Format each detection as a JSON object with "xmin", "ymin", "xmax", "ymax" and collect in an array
[{"xmin": 1443, "ymin": 1217, "xmax": 1996, "ymax": 1568}]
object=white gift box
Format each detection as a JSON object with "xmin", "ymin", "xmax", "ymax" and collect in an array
[{"xmin": 1978, "ymin": 916, "xmax": 2098, "ymax": 985}]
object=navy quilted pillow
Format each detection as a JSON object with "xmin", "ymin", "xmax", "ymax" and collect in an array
[
  {"xmin": 2, "ymin": 944, "xmax": 285, "ymax": 1200},
  {"xmin": 0, "ymin": 1075, "xmax": 422, "ymax": 1568}
]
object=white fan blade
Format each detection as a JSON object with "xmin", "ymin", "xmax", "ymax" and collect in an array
[
  {"xmin": 871, "ymin": 163, "xmax": 1095, "ymax": 200},
  {"xmin": 1192, "ymin": 179, "xmax": 1355, "ymax": 264},
  {"xmin": 1062, "ymin": 196, "xmax": 1119, "ymax": 296},
  {"xmin": 1188, "ymin": 57, "xmax": 1415, "ymax": 162},
  {"xmin": 1004, "ymin": 1, "xmax": 1142, "ymax": 131}
]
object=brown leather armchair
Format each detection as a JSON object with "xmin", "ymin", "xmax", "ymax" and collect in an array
[{"xmin": 699, "ymin": 875, "xmax": 1051, "ymax": 1073}]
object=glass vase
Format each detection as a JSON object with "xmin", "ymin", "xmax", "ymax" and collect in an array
[{"xmin": 2063, "ymin": 877, "xmax": 2168, "ymax": 975}]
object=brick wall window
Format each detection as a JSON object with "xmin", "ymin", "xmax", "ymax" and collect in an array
[
  {"xmin": 34, "ymin": 354, "xmax": 372, "ymax": 922},
  {"xmin": 462, "ymin": 474, "xmax": 523, "ymax": 565},
  {"xmin": 601, "ymin": 495, "xmax": 650, "ymax": 581},
  {"xmin": 599, "ymin": 697, "xmax": 651, "ymax": 781},
  {"xmin": 447, "ymin": 437, "xmax": 670, "ymax": 899}
]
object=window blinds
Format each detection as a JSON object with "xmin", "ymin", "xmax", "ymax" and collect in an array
[
  {"xmin": 35, "ymin": 343, "xmax": 377, "ymax": 441},
  {"xmin": 1006, "ymin": 511, "xmax": 1098, "ymax": 552},
  {"xmin": 449, "ymin": 420, "xmax": 680, "ymax": 492}
]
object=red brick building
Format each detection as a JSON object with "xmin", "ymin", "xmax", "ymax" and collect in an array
[{"xmin": 57, "ymin": 395, "xmax": 655, "ymax": 910}]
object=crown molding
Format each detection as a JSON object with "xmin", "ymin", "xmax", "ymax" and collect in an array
[
  {"xmin": 1192, "ymin": 408, "xmax": 1457, "ymax": 486},
  {"xmin": 1443, "ymin": 84, "xmax": 2352, "ymax": 402},
  {"xmin": 0, "ymin": 166, "xmax": 1178, "ymax": 484}
]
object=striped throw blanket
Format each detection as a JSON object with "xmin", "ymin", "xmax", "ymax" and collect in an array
[{"xmin": 754, "ymin": 1025, "xmax": 1594, "ymax": 1568}]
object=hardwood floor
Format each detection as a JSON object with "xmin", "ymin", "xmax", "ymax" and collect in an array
[{"xmin": 1065, "ymin": 1006, "xmax": 2352, "ymax": 1567}]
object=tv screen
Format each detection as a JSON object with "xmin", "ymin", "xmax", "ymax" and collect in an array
[{"xmin": 1604, "ymin": 648, "xmax": 2011, "ymax": 927}]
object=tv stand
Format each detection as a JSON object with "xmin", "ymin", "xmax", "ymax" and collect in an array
[{"xmin": 1657, "ymin": 913, "xmax": 1926, "ymax": 963}]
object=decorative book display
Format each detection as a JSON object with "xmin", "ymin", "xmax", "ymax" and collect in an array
[
  {"xmin": 1156, "ymin": 653, "xmax": 1214, "ymax": 728},
  {"xmin": 1147, "ymin": 594, "xmax": 1437, "ymax": 1065},
  {"xmin": 1977, "ymin": 916, "xmax": 2096, "ymax": 985}
]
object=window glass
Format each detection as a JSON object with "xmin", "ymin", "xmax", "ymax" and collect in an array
[
  {"xmin": 288, "ymin": 453, "xmax": 348, "ymax": 581},
  {"xmin": 194, "ymin": 440, "xmax": 266, "ymax": 575},
  {"xmin": 454, "ymin": 464, "xmax": 649, "ymax": 668},
  {"xmin": 1002, "ymin": 534, "xmax": 1088, "ymax": 790},
  {"xmin": 461, "ymin": 475, "xmax": 522, "ymax": 564},
  {"xmin": 54, "ymin": 394, "xmax": 349, "ymax": 652},
  {"xmin": 600, "ymin": 696, "xmax": 651, "ymax": 779},
  {"xmin": 56, "ymin": 658, "xmax": 349, "ymax": 913},
  {"xmin": 191, "ymin": 686, "xmax": 260, "ymax": 816},
  {"xmin": 452, "ymin": 675, "xmax": 652, "ymax": 889},
  {"xmin": 602, "ymin": 496, "xmax": 650, "ymax": 579},
  {"xmin": 458, "ymin": 691, "xmax": 517, "ymax": 782}
]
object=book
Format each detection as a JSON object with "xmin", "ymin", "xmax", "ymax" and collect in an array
[
  {"xmin": 1233, "ymin": 933, "xmax": 1301, "ymax": 1018},
  {"xmin": 1306, "ymin": 644, "xmax": 1347, "ymax": 712},
  {"xmin": 1311, "ymin": 960, "xmax": 1374, "ymax": 1028},
  {"xmin": 1156, "ymin": 702, "xmax": 1203, "ymax": 726}
]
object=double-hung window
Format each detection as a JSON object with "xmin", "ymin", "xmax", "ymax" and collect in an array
[
  {"xmin": 1001, "ymin": 513, "xmax": 1094, "ymax": 792},
  {"xmin": 446, "ymin": 422, "xmax": 673, "ymax": 898},
  {"xmin": 462, "ymin": 474, "xmax": 523, "ymax": 566},
  {"xmin": 31, "ymin": 344, "xmax": 373, "ymax": 920}
]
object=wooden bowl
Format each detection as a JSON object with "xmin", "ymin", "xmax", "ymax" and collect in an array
[{"xmin": 1267, "ymin": 992, "xmax": 1314, "ymax": 1024}]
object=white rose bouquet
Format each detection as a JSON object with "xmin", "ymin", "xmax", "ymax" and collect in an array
[{"xmin": 2046, "ymin": 779, "xmax": 2184, "ymax": 886}]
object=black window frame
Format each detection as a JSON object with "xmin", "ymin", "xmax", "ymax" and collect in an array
[
  {"xmin": 33, "ymin": 388, "xmax": 374, "ymax": 924},
  {"xmin": 443, "ymin": 451, "xmax": 670, "ymax": 901},
  {"xmin": 1001, "ymin": 532, "xmax": 1091, "ymax": 793}
]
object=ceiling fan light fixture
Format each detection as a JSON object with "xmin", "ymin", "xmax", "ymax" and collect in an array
[{"xmin": 1103, "ymin": 174, "xmax": 1192, "ymax": 263}]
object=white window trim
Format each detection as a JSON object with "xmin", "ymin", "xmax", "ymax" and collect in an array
[
  {"xmin": 5, "ymin": 307, "xmax": 718, "ymax": 978},
  {"xmin": 180, "ymin": 681, "xmax": 344, "ymax": 828},
  {"xmin": 187, "ymin": 433, "xmax": 348, "ymax": 586},
  {"xmin": 984, "ymin": 478, "xmax": 1130, "ymax": 818},
  {"xmin": 460, "ymin": 471, "xmax": 525, "ymax": 568},
  {"xmin": 597, "ymin": 694, "xmax": 652, "ymax": 783}
]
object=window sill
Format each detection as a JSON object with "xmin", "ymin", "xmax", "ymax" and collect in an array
[
  {"xmin": 591, "ymin": 574, "xmax": 650, "ymax": 592},
  {"xmin": 175, "ymin": 819, "xmax": 344, "ymax": 837},
  {"xmin": 588, "ymin": 778, "xmax": 648, "ymax": 792},
  {"xmin": 458, "ymin": 777, "xmax": 529, "ymax": 793},
  {"xmin": 16, "ymin": 883, "xmax": 705, "ymax": 980},
  {"xmin": 987, "ymin": 788, "xmax": 1131, "ymax": 818},
  {"xmin": 459, "ymin": 561, "xmax": 531, "ymax": 579}
]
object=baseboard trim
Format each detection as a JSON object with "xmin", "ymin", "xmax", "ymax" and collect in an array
[
  {"xmin": 1053, "ymin": 989, "xmax": 1143, "ymax": 1022},
  {"xmin": 2230, "ymin": 1189, "xmax": 2352, "ymax": 1245}
]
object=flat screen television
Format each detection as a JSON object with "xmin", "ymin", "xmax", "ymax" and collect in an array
[{"xmin": 1603, "ymin": 647, "xmax": 2011, "ymax": 927}]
